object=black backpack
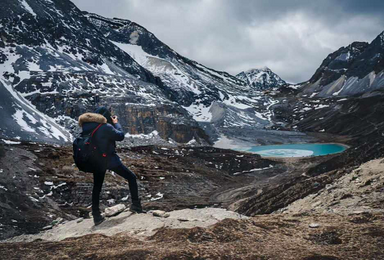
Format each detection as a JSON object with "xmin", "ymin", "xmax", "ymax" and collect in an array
[{"xmin": 73, "ymin": 124, "xmax": 106, "ymax": 173}]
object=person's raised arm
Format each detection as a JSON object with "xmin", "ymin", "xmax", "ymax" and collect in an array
[{"xmin": 107, "ymin": 116, "xmax": 125, "ymax": 141}]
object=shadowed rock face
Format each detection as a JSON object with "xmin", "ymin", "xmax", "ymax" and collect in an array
[
  {"xmin": 105, "ymin": 95, "xmax": 212, "ymax": 146},
  {"xmin": 112, "ymin": 104, "xmax": 211, "ymax": 144},
  {"xmin": 309, "ymin": 42, "xmax": 369, "ymax": 86}
]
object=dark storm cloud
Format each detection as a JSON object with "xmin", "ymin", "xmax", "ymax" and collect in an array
[
  {"xmin": 72, "ymin": 0, "xmax": 384, "ymax": 83},
  {"xmin": 226, "ymin": 0, "xmax": 384, "ymax": 23}
]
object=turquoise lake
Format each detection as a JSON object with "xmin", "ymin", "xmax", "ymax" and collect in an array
[{"xmin": 241, "ymin": 143, "xmax": 348, "ymax": 158}]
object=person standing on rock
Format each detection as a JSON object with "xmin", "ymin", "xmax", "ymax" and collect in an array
[{"xmin": 78, "ymin": 106, "xmax": 143, "ymax": 225}]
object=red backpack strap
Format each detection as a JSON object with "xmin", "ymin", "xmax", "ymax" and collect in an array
[{"xmin": 91, "ymin": 123, "xmax": 103, "ymax": 138}]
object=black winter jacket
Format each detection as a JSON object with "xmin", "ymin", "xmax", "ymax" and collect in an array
[{"xmin": 79, "ymin": 113, "xmax": 125, "ymax": 169}]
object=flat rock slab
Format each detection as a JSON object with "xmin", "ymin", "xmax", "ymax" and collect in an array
[{"xmin": 6, "ymin": 208, "xmax": 247, "ymax": 243}]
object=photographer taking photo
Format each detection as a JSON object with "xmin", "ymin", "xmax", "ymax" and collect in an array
[{"xmin": 77, "ymin": 106, "xmax": 143, "ymax": 225}]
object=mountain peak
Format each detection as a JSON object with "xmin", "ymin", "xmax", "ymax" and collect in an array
[
  {"xmin": 304, "ymin": 30, "xmax": 384, "ymax": 97},
  {"xmin": 245, "ymin": 66, "xmax": 271, "ymax": 73},
  {"xmin": 236, "ymin": 67, "xmax": 286, "ymax": 90},
  {"xmin": 373, "ymin": 30, "xmax": 384, "ymax": 45}
]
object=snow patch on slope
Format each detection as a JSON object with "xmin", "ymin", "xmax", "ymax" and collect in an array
[
  {"xmin": 111, "ymin": 41, "xmax": 149, "ymax": 66},
  {"xmin": 20, "ymin": 0, "xmax": 37, "ymax": 17},
  {"xmin": 12, "ymin": 110, "xmax": 37, "ymax": 133},
  {"xmin": 182, "ymin": 103, "xmax": 213, "ymax": 122},
  {"xmin": 111, "ymin": 40, "xmax": 202, "ymax": 95},
  {"xmin": 222, "ymin": 96, "xmax": 252, "ymax": 109}
]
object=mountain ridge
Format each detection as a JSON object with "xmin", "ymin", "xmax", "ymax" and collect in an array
[{"xmin": 300, "ymin": 30, "xmax": 384, "ymax": 98}]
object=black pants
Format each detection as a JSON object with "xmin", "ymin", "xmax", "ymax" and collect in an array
[{"xmin": 92, "ymin": 163, "xmax": 139, "ymax": 213}]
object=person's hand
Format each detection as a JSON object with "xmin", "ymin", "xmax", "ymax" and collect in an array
[{"xmin": 111, "ymin": 116, "xmax": 118, "ymax": 124}]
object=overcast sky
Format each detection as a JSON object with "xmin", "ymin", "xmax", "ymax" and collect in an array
[{"xmin": 72, "ymin": 0, "xmax": 384, "ymax": 83}]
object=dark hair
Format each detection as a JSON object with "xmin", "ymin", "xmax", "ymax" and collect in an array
[{"xmin": 95, "ymin": 106, "xmax": 113, "ymax": 124}]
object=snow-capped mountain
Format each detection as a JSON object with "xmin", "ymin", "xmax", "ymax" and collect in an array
[
  {"xmin": 236, "ymin": 67, "xmax": 286, "ymax": 90},
  {"xmin": 0, "ymin": 0, "xmax": 212, "ymax": 144},
  {"xmin": 269, "ymin": 31, "xmax": 384, "ymax": 143},
  {"xmin": 300, "ymin": 31, "xmax": 384, "ymax": 98},
  {"xmin": 3, "ymin": 1, "xmax": 383, "ymax": 147},
  {"xmin": 85, "ymin": 12, "xmax": 247, "ymax": 102},
  {"xmin": 85, "ymin": 13, "xmax": 279, "ymax": 136}
]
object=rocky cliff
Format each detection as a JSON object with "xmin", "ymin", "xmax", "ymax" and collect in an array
[{"xmin": 300, "ymin": 31, "xmax": 384, "ymax": 97}]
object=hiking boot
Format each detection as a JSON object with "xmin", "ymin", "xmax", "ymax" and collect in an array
[
  {"xmin": 131, "ymin": 199, "xmax": 145, "ymax": 213},
  {"xmin": 93, "ymin": 212, "xmax": 105, "ymax": 226}
]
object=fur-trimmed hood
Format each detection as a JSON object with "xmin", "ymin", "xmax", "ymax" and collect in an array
[{"xmin": 78, "ymin": 113, "xmax": 107, "ymax": 127}]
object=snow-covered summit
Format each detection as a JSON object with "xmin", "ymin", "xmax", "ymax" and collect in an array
[{"xmin": 236, "ymin": 67, "xmax": 286, "ymax": 90}]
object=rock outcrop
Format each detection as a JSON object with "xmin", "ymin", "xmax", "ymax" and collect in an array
[
  {"xmin": 283, "ymin": 158, "xmax": 384, "ymax": 215},
  {"xmin": 7, "ymin": 208, "xmax": 247, "ymax": 242}
]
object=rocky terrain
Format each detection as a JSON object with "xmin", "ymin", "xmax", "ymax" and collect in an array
[
  {"xmin": 2, "ymin": 210, "xmax": 383, "ymax": 259},
  {"xmin": 284, "ymin": 157, "xmax": 384, "ymax": 215},
  {"xmin": 1, "ymin": 0, "xmax": 384, "ymax": 259},
  {"xmin": 6, "ymin": 208, "xmax": 247, "ymax": 242},
  {"xmin": 0, "ymin": 140, "xmax": 280, "ymax": 240},
  {"xmin": 1, "ymin": 134, "xmax": 383, "ymax": 259}
]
